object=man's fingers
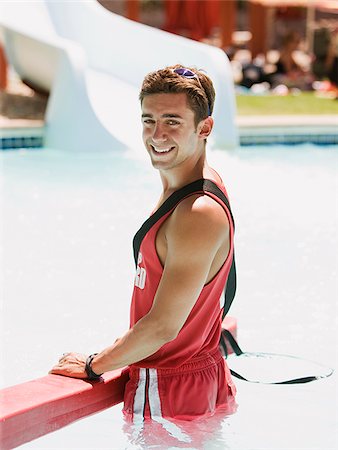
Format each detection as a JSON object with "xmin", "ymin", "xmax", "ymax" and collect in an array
[
  {"xmin": 58, "ymin": 352, "xmax": 71, "ymax": 363},
  {"xmin": 50, "ymin": 363, "xmax": 70, "ymax": 374},
  {"xmin": 49, "ymin": 366, "xmax": 85, "ymax": 378},
  {"xmin": 49, "ymin": 366, "xmax": 67, "ymax": 376},
  {"xmin": 57, "ymin": 352, "xmax": 81, "ymax": 366},
  {"xmin": 49, "ymin": 352, "xmax": 88, "ymax": 379}
]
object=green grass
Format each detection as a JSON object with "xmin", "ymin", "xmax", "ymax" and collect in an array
[{"xmin": 236, "ymin": 92, "xmax": 338, "ymax": 115}]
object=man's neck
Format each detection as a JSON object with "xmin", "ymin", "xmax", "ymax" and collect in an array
[{"xmin": 159, "ymin": 152, "xmax": 209, "ymax": 197}]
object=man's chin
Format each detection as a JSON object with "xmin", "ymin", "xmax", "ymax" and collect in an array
[
  {"xmin": 150, "ymin": 158, "xmax": 175, "ymax": 171},
  {"xmin": 148, "ymin": 148, "xmax": 177, "ymax": 169}
]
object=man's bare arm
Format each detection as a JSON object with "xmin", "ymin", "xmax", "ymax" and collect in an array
[{"xmin": 50, "ymin": 196, "xmax": 229, "ymax": 377}]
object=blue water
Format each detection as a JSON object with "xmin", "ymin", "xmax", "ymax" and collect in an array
[{"xmin": 1, "ymin": 144, "xmax": 337, "ymax": 449}]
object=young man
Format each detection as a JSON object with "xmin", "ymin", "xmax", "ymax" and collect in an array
[{"xmin": 50, "ymin": 65, "xmax": 236, "ymax": 421}]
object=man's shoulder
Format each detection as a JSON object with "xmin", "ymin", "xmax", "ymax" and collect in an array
[
  {"xmin": 169, "ymin": 193, "xmax": 229, "ymax": 237},
  {"xmin": 176, "ymin": 193, "xmax": 227, "ymax": 218}
]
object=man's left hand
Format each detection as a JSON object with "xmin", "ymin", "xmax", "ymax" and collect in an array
[{"xmin": 49, "ymin": 352, "xmax": 88, "ymax": 379}]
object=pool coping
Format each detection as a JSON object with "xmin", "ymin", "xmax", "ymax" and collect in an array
[
  {"xmin": 236, "ymin": 114, "xmax": 338, "ymax": 127},
  {"xmin": 1, "ymin": 116, "xmax": 338, "ymax": 149}
]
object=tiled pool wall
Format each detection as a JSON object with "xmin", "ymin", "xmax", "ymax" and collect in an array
[
  {"xmin": 0, "ymin": 126, "xmax": 44, "ymax": 150},
  {"xmin": 239, "ymin": 125, "xmax": 338, "ymax": 146},
  {"xmin": 240, "ymin": 132, "xmax": 338, "ymax": 146},
  {"xmin": 1, "ymin": 125, "xmax": 338, "ymax": 149}
]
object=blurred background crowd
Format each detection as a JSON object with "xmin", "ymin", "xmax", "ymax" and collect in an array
[{"xmin": 97, "ymin": 0, "xmax": 338, "ymax": 97}]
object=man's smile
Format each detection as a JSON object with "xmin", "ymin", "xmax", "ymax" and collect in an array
[{"xmin": 150, "ymin": 144, "xmax": 176, "ymax": 154}]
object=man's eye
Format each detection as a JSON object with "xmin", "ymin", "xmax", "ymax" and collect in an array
[
  {"xmin": 143, "ymin": 119, "xmax": 155, "ymax": 125},
  {"xmin": 167, "ymin": 120, "xmax": 180, "ymax": 125}
]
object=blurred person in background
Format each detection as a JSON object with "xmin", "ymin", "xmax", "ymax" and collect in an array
[
  {"xmin": 313, "ymin": 26, "xmax": 338, "ymax": 90},
  {"xmin": 272, "ymin": 31, "xmax": 314, "ymax": 90}
]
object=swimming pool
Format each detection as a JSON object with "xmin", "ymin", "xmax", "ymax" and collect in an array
[{"xmin": 2, "ymin": 143, "xmax": 337, "ymax": 449}]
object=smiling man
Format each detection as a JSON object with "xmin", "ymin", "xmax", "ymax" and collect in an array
[{"xmin": 50, "ymin": 65, "xmax": 237, "ymax": 421}]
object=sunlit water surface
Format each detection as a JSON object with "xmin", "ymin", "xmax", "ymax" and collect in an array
[{"xmin": 1, "ymin": 144, "xmax": 337, "ymax": 449}]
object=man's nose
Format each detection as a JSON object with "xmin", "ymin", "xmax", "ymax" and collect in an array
[{"xmin": 152, "ymin": 123, "xmax": 167, "ymax": 142}]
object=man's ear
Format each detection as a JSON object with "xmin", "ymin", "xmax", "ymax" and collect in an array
[{"xmin": 197, "ymin": 117, "xmax": 214, "ymax": 139}]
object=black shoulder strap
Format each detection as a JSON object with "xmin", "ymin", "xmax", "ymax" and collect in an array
[{"xmin": 132, "ymin": 178, "xmax": 236, "ymax": 318}]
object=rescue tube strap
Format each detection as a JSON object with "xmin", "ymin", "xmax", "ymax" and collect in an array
[
  {"xmin": 133, "ymin": 178, "xmax": 236, "ymax": 319},
  {"xmin": 220, "ymin": 329, "xmax": 334, "ymax": 384}
]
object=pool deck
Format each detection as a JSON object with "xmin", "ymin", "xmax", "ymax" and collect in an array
[
  {"xmin": 236, "ymin": 114, "xmax": 338, "ymax": 127},
  {"xmin": 0, "ymin": 117, "xmax": 44, "ymax": 130}
]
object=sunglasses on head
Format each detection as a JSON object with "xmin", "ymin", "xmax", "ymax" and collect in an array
[
  {"xmin": 173, "ymin": 68, "xmax": 198, "ymax": 78},
  {"xmin": 172, "ymin": 67, "xmax": 211, "ymax": 116}
]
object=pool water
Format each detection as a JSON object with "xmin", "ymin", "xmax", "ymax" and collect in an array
[{"xmin": 1, "ymin": 144, "xmax": 337, "ymax": 449}]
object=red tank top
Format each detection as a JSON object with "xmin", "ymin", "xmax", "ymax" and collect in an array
[{"xmin": 130, "ymin": 178, "xmax": 234, "ymax": 368}]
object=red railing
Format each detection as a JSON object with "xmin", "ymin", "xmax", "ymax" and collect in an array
[{"xmin": 0, "ymin": 317, "xmax": 237, "ymax": 449}]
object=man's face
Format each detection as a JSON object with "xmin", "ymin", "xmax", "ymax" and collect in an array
[{"xmin": 141, "ymin": 93, "xmax": 205, "ymax": 171}]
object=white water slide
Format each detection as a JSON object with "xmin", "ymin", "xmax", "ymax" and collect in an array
[{"xmin": 0, "ymin": 1, "xmax": 237, "ymax": 151}]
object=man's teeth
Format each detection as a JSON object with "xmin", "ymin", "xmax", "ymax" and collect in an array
[{"xmin": 153, "ymin": 146, "xmax": 173, "ymax": 153}]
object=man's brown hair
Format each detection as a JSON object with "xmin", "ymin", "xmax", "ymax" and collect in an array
[{"xmin": 139, "ymin": 64, "xmax": 215, "ymax": 127}]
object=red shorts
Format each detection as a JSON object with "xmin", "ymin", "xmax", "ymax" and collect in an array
[{"xmin": 123, "ymin": 349, "xmax": 237, "ymax": 422}]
